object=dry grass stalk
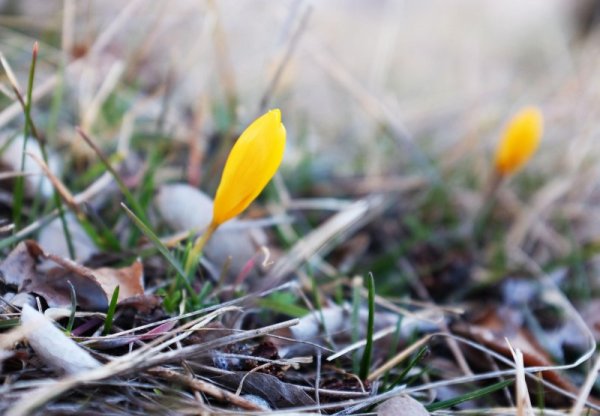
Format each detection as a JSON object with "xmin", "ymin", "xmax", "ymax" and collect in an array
[
  {"xmin": 7, "ymin": 317, "xmax": 300, "ymax": 415},
  {"xmin": 506, "ymin": 339, "xmax": 534, "ymax": 416},
  {"xmin": 148, "ymin": 367, "xmax": 266, "ymax": 411}
]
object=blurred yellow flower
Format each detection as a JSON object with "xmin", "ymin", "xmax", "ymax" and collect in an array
[
  {"xmin": 494, "ymin": 107, "xmax": 543, "ymax": 176},
  {"xmin": 212, "ymin": 108, "xmax": 286, "ymax": 226}
]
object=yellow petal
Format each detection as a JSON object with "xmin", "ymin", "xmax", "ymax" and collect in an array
[
  {"xmin": 212, "ymin": 109, "xmax": 286, "ymax": 226},
  {"xmin": 494, "ymin": 107, "xmax": 543, "ymax": 176}
]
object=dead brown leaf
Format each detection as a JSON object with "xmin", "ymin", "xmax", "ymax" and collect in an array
[
  {"xmin": 214, "ymin": 372, "xmax": 316, "ymax": 408},
  {"xmin": 93, "ymin": 259, "xmax": 144, "ymax": 301},
  {"xmin": 0, "ymin": 241, "xmax": 38, "ymax": 288},
  {"xmin": 454, "ymin": 306, "xmax": 578, "ymax": 395},
  {"xmin": 0, "ymin": 240, "xmax": 146, "ymax": 312},
  {"xmin": 116, "ymin": 294, "xmax": 162, "ymax": 314},
  {"xmin": 23, "ymin": 267, "xmax": 108, "ymax": 311}
]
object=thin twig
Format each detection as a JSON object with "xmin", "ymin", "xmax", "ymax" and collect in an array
[
  {"xmin": 258, "ymin": 3, "xmax": 312, "ymax": 113},
  {"xmin": 148, "ymin": 367, "xmax": 265, "ymax": 411}
]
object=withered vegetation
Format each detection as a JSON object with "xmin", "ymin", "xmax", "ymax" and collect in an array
[{"xmin": 0, "ymin": 1, "xmax": 600, "ymax": 415}]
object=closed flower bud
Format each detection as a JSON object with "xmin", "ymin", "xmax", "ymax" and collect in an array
[
  {"xmin": 494, "ymin": 107, "xmax": 543, "ymax": 176},
  {"xmin": 212, "ymin": 109, "xmax": 286, "ymax": 226}
]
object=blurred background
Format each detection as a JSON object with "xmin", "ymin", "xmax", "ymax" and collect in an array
[
  {"xmin": 2, "ymin": 0, "xmax": 600, "ymax": 283},
  {"xmin": 2, "ymin": 0, "xmax": 599, "ymax": 173}
]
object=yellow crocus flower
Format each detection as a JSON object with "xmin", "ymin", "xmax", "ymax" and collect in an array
[
  {"xmin": 212, "ymin": 109, "xmax": 286, "ymax": 226},
  {"xmin": 185, "ymin": 109, "xmax": 286, "ymax": 276},
  {"xmin": 494, "ymin": 107, "xmax": 543, "ymax": 176}
]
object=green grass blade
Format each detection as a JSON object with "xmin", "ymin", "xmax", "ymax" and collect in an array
[
  {"xmin": 13, "ymin": 43, "xmax": 39, "ymax": 230},
  {"xmin": 0, "ymin": 319, "xmax": 20, "ymax": 329},
  {"xmin": 121, "ymin": 203, "xmax": 198, "ymax": 304},
  {"xmin": 258, "ymin": 293, "xmax": 309, "ymax": 318},
  {"xmin": 77, "ymin": 128, "xmax": 149, "ymax": 226},
  {"xmin": 5, "ymin": 43, "xmax": 75, "ymax": 258},
  {"xmin": 65, "ymin": 280, "xmax": 77, "ymax": 334},
  {"xmin": 351, "ymin": 276, "xmax": 361, "ymax": 374},
  {"xmin": 425, "ymin": 379, "xmax": 514, "ymax": 412},
  {"xmin": 359, "ymin": 273, "xmax": 375, "ymax": 380},
  {"xmin": 55, "ymin": 197, "xmax": 76, "ymax": 259},
  {"xmin": 77, "ymin": 211, "xmax": 121, "ymax": 251},
  {"xmin": 388, "ymin": 345, "xmax": 429, "ymax": 389},
  {"xmin": 382, "ymin": 316, "xmax": 404, "ymax": 386},
  {"xmin": 103, "ymin": 285, "xmax": 119, "ymax": 335},
  {"xmin": 195, "ymin": 281, "xmax": 214, "ymax": 308},
  {"xmin": 128, "ymin": 146, "xmax": 162, "ymax": 247}
]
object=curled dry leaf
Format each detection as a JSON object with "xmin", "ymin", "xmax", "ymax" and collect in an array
[
  {"xmin": 20, "ymin": 304, "xmax": 101, "ymax": 375},
  {"xmin": 23, "ymin": 267, "xmax": 108, "ymax": 311},
  {"xmin": 1, "ymin": 241, "xmax": 107, "ymax": 310},
  {"xmin": 155, "ymin": 184, "xmax": 267, "ymax": 281},
  {"xmin": 377, "ymin": 395, "xmax": 429, "ymax": 416},
  {"xmin": 453, "ymin": 306, "xmax": 579, "ymax": 398},
  {"xmin": 116, "ymin": 294, "xmax": 162, "ymax": 314},
  {"xmin": 214, "ymin": 372, "xmax": 316, "ymax": 409},
  {"xmin": 0, "ymin": 240, "xmax": 38, "ymax": 287},
  {"xmin": 0, "ymin": 241, "xmax": 146, "ymax": 312},
  {"xmin": 93, "ymin": 259, "xmax": 144, "ymax": 302}
]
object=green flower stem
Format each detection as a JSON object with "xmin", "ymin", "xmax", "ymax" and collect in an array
[{"xmin": 184, "ymin": 222, "xmax": 219, "ymax": 278}]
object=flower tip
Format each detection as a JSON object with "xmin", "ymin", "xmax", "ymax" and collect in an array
[
  {"xmin": 512, "ymin": 106, "xmax": 543, "ymax": 143},
  {"xmin": 267, "ymin": 108, "xmax": 282, "ymax": 123},
  {"xmin": 520, "ymin": 106, "xmax": 543, "ymax": 129}
]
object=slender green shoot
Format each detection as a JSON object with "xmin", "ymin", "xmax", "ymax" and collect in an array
[
  {"xmin": 359, "ymin": 273, "xmax": 375, "ymax": 380},
  {"xmin": 195, "ymin": 281, "xmax": 214, "ymax": 308},
  {"xmin": 13, "ymin": 43, "xmax": 39, "ymax": 230},
  {"xmin": 77, "ymin": 128, "xmax": 149, "ymax": 225},
  {"xmin": 258, "ymin": 292, "xmax": 309, "ymax": 318},
  {"xmin": 77, "ymin": 209, "xmax": 121, "ymax": 251},
  {"xmin": 4, "ymin": 43, "xmax": 75, "ymax": 258},
  {"xmin": 0, "ymin": 319, "xmax": 20, "ymax": 329},
  {"xmin": 65, "ymin": 280, "xmax": 77, "ymax": 334},
  {"xmin": 535, "ymin": 371, "xmax": 545, "ymax": 413},
  {"xmin": 388, "ymin": 345, "xmax": 429, "ymax": 389},
  {"xmin": 382, "ymin": 316, "xmax": 404, "ymax": 386},
  {"xmin": 473, "ymin": 173, "xmax": 502, "ymax": 246},
  {"xmin": 128, "ymin": 145, "xmax": 162, "ymax": 247},
  {"xmin": 54, "ymin": 196, "xmax": 75, "ymax": 260},
  {"xmin": 351, "ymin": 277, "xmax": 361, "ymax": 374},
  {"xmin": 103, "ymin": 285, "xmax": 119, "ymax": 335},
  {"xmin": 425, "ymin": 379, "xmax": 514, "ymax": 412}
]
